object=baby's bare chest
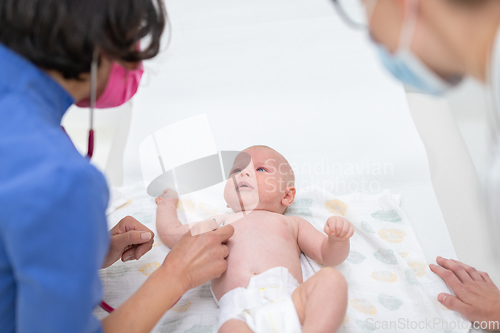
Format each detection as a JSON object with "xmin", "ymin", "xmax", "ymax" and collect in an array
[{"xmin": 229, "ymin": 212, "xmax": 297, "ymax": 243}]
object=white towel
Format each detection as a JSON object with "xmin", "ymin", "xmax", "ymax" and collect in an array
[
  {"xmin": 296, "ymin": 187, "xmax": 469, "ymax": 333},
  {"xmin": 96, "ymin": 183, "xmax": 469, "ymax": 333}
]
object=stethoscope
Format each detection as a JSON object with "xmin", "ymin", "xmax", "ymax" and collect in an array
[
  {"xmin": 62, "ymin": 50, "xmax": 105, "ymax": 310},
  {"xmin": 61, "ymin": 50, "xmax": 96, "ymax": 159},
  {"xmin": 83, "ymin": 52, "xmax": 168, "ymax": 314},
  {"xmin": 86, "ymin": 50, "xmax": 97, "ymax": 159},
  {"xmin": 89, "ymin": 51, "xmax": 109, "ymax": 312}
]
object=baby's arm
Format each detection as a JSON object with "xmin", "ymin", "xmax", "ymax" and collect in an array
[
  {"xmin": 156, "ymin": 189, "xmax": 229, "ymax": 248},
  {"xmin": 156, "ymin": 189, "xmax": 189, "ymax": 248},
  {"xmin": 296, "ymin": 216, "xmax": 354, "ymax": 267}
]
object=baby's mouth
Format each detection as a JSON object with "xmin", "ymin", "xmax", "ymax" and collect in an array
[{"xmin": 236, "ymin": 181, "xmax": 254, "ymax": 191}]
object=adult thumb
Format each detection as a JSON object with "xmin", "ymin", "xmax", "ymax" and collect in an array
[{"xmin": 114, "ymin": 230, "xmax": 152, "ymax": 249}]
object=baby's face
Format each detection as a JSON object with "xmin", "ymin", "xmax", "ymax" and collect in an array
[{"xmin": 224, "ymin": 147, "xmax": 293, "ymax": 214}]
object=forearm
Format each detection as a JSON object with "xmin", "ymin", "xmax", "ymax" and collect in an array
[
  {"xmin": 156, "ymin": 201, "xmax": 189, "ymax": 247},
  {"xmin": 101, "ymin": 265, "xmax": 185, "ymax": 333},
  {"xmin": 321, "ymin": 237, "xmax": 350, "ymax": 266}
]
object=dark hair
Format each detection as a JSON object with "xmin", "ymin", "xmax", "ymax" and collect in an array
[{"xmin": 0, "ymin": 0, "xmax": 166, "ymax": 79}]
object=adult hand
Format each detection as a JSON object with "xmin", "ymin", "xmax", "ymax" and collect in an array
[
  {"xmin": 102, "ymin": 216, "xmax": 155, "ymax": 268},
  {"xmin": 161, "ymin": 224, "xmax": 234, "ymax": 293},
  {"xmin": 430, "ymin": 256, "xmax": 500, "ymax": 324}
]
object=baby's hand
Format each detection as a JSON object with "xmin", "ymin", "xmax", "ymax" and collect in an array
[
  {"xmin": 155, "ymin": 188, "xmax": 179, "ymax": 205},
  {"xmin": 324, "ymin": 216, "xmax": 354, "ymax": 241}
]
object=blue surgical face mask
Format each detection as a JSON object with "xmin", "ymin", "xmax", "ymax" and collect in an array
[{"xmin": 372, "ymin": 0, "xmax": 462, "ymax": 95}]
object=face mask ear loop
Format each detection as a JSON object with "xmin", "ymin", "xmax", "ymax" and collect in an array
[
  {"xmin": 87, "ymin": 49, "xmax": 98, "ymax": 159},
  {"xmin": 398, "ymin": 0, "xmax": 418, "ymax": 53}
]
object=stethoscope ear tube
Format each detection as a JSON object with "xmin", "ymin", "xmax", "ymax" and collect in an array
[
  {"xmin": 87, "ymin": 49, "xmax": 98, "ymax": 159},
  {"xmin": 87, "ymin": 129, "xmax": 94, "ymax": 159}
]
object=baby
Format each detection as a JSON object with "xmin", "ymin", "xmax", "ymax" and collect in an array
[{"xmin": 156, "ymin": 146, "xmax": 354, "ymax": 333}]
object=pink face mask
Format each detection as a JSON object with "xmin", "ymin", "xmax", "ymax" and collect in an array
[
  {"xmin": 74, "ymin": 51, "xmax": 144, "ymax": 159},
  {"xmin": 76, "ymin": 61, "xmax": 144, "ymax": 109}
]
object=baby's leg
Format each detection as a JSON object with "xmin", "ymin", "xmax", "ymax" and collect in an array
[
  {"xmin": 219, "ymin": 319, "xmax": 253, "ymax": 333},
  {"xmin": 292, "ymin": 267, "xmax": 348, "ymax": 333}
]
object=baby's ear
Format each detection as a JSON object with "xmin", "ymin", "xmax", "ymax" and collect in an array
[{"xmin": 282, "ymin": 187, "xmax": 296, "ymax": 207}]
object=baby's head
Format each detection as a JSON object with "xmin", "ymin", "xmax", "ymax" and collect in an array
[{"xmin": 224, "ymin": 146, "xmax": 296, "ymax": 215}]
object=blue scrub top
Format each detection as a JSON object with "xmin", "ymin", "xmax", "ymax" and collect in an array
[{"xmin": 0, "ymin": 44, "xmax": 109, "ymax": 332}]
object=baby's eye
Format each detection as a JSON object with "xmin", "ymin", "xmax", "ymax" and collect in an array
[
  {"xmin": 231, "ymin": 169, "xmax": 241, "ymax": 174},
  {"xmin": 256, "ymin": 167, "xmax": 267, "ymax": 172}
]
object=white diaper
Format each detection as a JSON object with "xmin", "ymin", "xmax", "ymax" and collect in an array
[{"xmin": 216, "ymin": 266, "xmax": 302, "ymax": 333}]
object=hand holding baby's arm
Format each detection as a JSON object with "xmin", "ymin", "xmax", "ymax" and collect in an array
[{"xmin": 321, "ymin": 216, "xmax": 354, "ymax": 266}]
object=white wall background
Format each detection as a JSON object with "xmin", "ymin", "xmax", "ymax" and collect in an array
[{"xmin": 62, "ymin": 73, "xmax": 494, "ymax": 186}]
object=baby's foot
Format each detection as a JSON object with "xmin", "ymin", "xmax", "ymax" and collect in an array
[{"xmin": 155, "ymin": 188, "xmax": 179, "ymax": 206}]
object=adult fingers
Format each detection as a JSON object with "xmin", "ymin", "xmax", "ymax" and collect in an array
[
  {"xmin": 134, "ymin": 240, "xmax": 154, "ymax": 260},
  {"xmin": 436, "ymin": 257, "xmax": 474, "ymax": 283},
  {"xmin": 221, "ymin": 243, "xmax": 230, "ymax": 259},
  {"xmin": 213, "ymin": 257, "xmax": 229, "ymax": 278},
  {"xmin": 438, "ymin": 293, "xmax": 471, "ymax": 317},
  {"xmin": 114, "ymin": 230, "xmax": 153, "ymax": 248},
  {"xmin": 480, "ymin": 271, "xmax": 494, "ymax": 284},
  {"xmin": 449, "ymin": 258, "xmax": 484, "ymax": 282},
  {"xmin": 429, "ymin": 263, "xmax": 464, "ymax": 292},
  {"xmin": 213, "ymin": 224, "xmax": 234, "ymax": 243},
  {"xmin": 122, "ymin": 246, "xmax": 136, "ymax": 262},
  {"xmin": 113, "ymin": 215, "xmax": 155, "ymax": 236},
  {"xmin": 124, "ymin": 217, "xmax": 155, "ymax": 235},
  {"xmin": 120, "ymin": 241, "xmax": 153, "ymax": 261}
]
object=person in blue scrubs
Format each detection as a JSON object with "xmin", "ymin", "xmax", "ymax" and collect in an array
[
  {"xmin": 333, "ymin": 0, "xmax": 500, "ymax": 328},
  {"xmin": 0, "ymin": 1, "xmax": 233, "ymax": 332}
]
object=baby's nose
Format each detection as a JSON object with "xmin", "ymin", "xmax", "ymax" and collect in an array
[{"xmin": 239, "ymin": 170, "xmax": 252, "ymax": 178}]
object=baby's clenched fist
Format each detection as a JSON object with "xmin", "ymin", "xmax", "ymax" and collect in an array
[
  {"xmin": 324, "ymin": 216, "xmax": 354, "ymax": 241},
  {"xmin": 155, "ymin": 188, "xmax": 179, "ymax": 205}
]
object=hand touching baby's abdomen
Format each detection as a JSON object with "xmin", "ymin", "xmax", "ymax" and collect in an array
[{"xmin": 211, "ymin": 211, "xmax": 302, "ymax": 300}]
